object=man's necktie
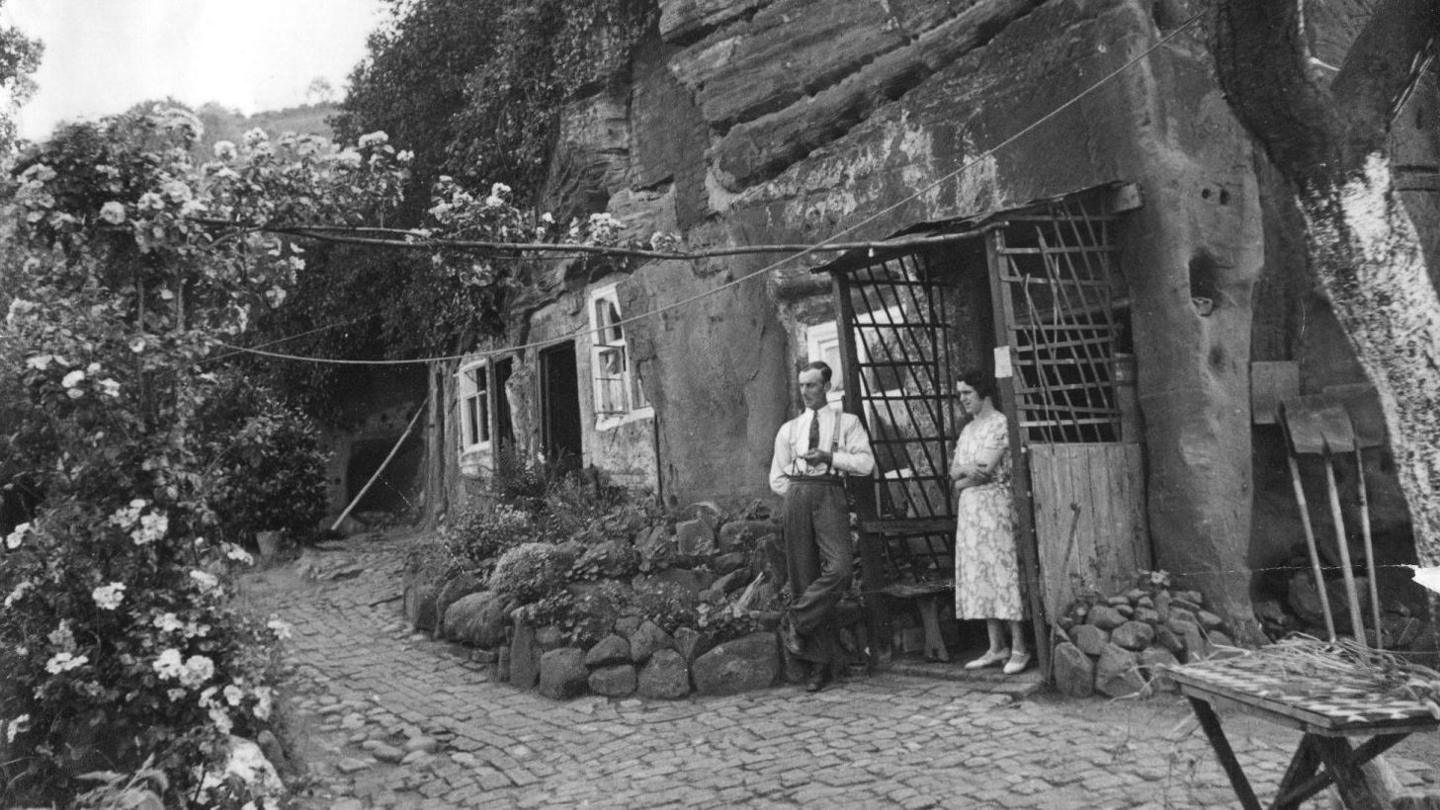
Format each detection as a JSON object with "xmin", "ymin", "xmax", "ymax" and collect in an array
[{"xmin": 807, "ymin": 409, "xmax": 821, "ymax": 452}]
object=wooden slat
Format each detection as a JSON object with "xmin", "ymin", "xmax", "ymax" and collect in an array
[{"xmin": 1015, "ymin": 335, "xmax": 1117, "ymax": 353}]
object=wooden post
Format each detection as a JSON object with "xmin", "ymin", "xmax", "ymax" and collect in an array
[{"xmin": 985, "ymin": 229, "xmax": 1050, "ymax": 679}]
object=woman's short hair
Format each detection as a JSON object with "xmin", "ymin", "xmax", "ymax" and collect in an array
[{"xmin": 959, "ymin": 369, "xmax": 998, "ymax": 403}]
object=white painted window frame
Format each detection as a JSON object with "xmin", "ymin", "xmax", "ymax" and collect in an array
[
  {"xmin": 457, "ymin": 359, "xmax": 492, "ymax": 454},
  {"xmin": 588, "ymin": 283, "xmax": 653, "ymax": 430}
]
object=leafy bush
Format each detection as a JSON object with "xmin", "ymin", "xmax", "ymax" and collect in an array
[
  {"xmin": 207, "ymin": 387, "xmax": 330, "ymax": 543},
  {"xmin": 633, "ymin": 579, "xmax": 697, "ymax": 635},
  {"xmin": 568, "ymin": 538, "xmax": 640, "ymax": 582},
  {"xmin": 488, "ymin": 542, "xmax": 572, "ymax": 603},
  {"xmin": 696, "ymin": 603, "xmax": 765, "ymax": 645},
  {"xmin": 443, "ymin": 502, "xmax": 535, "ymax": 579},
  {"xmin": 525, "ymin": 580, "xmax": 633, "ymax": 647}
]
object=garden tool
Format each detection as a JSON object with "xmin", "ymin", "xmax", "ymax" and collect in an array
[
  {"xmin": 1280, "ymin": 395, "xmax": 1369, "ymax": 646},
  {"xmin": 1278, "ymin": 399, "xmax": 1336, "ymax": 641}
]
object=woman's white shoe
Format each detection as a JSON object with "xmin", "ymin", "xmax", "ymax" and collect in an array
[
  {"xmin": 1002, "ymin": 651, "xmax": 1032, "ymax": 675},
  {"xmin": 964, "ymin": 648, "xmax": 1010, "ymax": 670}
]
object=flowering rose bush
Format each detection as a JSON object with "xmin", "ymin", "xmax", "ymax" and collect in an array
[{"xmin": 0, "ymin": 106, "xmax": 407, "ymax": 806}]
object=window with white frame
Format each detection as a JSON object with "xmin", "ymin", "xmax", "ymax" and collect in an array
[
  {"xmin": 589, "ymin": 284, "xmax": 648, "ymax": 420},
  {"xmin": 458, "ymin": 361, "xmax": 491, "ymax": 451},
  {"xmin": 806, "ymin": 305, "xmax": 907, "ymax": 406}
]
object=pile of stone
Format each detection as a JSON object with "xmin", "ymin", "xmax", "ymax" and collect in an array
[
  {"xmin": 403, "ymin": 505, "xmax": 805, "ymax": 700},
  {"xmin": 1051, "ymin": 585, "xmax": 1233, "ymax": 699}
]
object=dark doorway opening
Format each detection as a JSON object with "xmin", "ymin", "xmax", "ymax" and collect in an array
[
  {"xmin": 346, "ymin": 431, "xmax": 423, "ymax": 514},
  {"xmin": 539, "ymin": 342, "xmax": 582, "ymax": 468}
]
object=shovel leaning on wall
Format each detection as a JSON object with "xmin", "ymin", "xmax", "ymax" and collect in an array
[{"xmin": 1278, "ymin": 395, "xmax": 1382, "ymax": 648}]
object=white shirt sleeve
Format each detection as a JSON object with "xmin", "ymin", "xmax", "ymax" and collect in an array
[
  {"xmin": 830, "ymin": 412, "xmax": 875, "ymax": 477},
  {"xmin": 769, "ymin": 417, "xmax": 795, "ymax": 496}
]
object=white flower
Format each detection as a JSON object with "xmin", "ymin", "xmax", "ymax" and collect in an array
[
  {"xmin": 484, "ymin": 194, "xmax": 504, "ymax": 208},
  {"xmin": 47, "ymin": 620, "xmax": 74, "ymax": 650},
  {"xmin": 91, "ymin": 582, "xmax": 126, "ymax": 610},
  {"xmin": 5, "ymin": 714, "xmax": 30, "ymax": 743},
  {"xmin": 358, "ymin": 130, "xmax": 389, "ymax": 148},
  {"xmin": 224, "ymin": 684, "xmax": 245, "ymax": 707},
  {"xmin": 225, "ymin": 544, "xmax": 255, "ymax": 566},
  {"xmin": 61, "ymin": 369, "xmax": 85, "ymax": 389},
  {"xmin": 131, "ymin": 511, "xmax": 168, "ymax": 545},
  {"xmin": 333, "ymin": 149, "xmax": 362, "ymax": 168},
  {"xmin": 189, "ymin": 570, "xmax": 218, "ymax": 592},
  {"xmin": 45, "ymin": 652, "xmax": 87, "ymax": 674},
  {"xmin": 4, "ymin": 580, "xmax": 33, "ymax": 608},
  {"xmin": 24, "ymin": 354, "xmax": 52, "ymax": 371},
  {"xmin": 99, "ymin": 378, "xmax": 121, "ymax": 398},
  {"xmin": 153, "ymin": 612, "xmax": 184, "ymax": 633},
  {"xmin": 396, "ymin": 149, "xmax": 414, "ymax": 163},
  {"xmin": 109, "ymin": 499, "xmax": 145, "ymax": 529},
  {"xmin": 252, "ymin": 685, "xmax": 273, "ymax": 720},
  {"xmin": 540, "ymin": 212, "xmax": 555, "ymax": 224},
  {"xmin": 154, "ymin": 648, "xmax": 184, "ymax": 680},
  {"xmin": 491, "ymin": 182, "xmax": 511, "ymax": 198},
  {"xmin": 208, "ymin": 704, "xmax": 233, "ymax": 735},
  {"xmin": 128, "ymin": 336, "xmax": 147, "ymax": 354},
  {"xmin": 137, "ymin": 191, "xmax": 165, "ymax": 211},
  {"xmin": 266, "ymin": 617, "xmax": 293, "ymax": 640},
  {"xmin": 213, "ymin": 140, "xmax": 237, "ymax": 160},
  {"xmin": 99, "ymin": 201, "xmax": 126, "ymax": 224},
  {"xmin": 5, "ymin": 522, "xmax": 29, "ymax": 550},
  {"xmin": 242, "ymin": 127, "xmax": 268, "ymax": 147},
  {"xmin": 180, "ymin": 654, "xmax": 215, "ymax": 688},
  {"xmin": 7, "ymin": 298, "xmax": 38, "ymax": 323}
]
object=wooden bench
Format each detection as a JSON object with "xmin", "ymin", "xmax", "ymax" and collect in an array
[{"xmin": 857, "ymin": 517, "xmax": 956, "ymax": 663}]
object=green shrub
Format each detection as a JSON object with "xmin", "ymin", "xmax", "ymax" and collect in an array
[
  {"xmin": 488, "ymin": 542, "xmax": 571, "ymax": 603},
  {"xmin": 443, "ymin": 502, "xmax": 535, "ymax": 579},
  {"xmin": 633, "ymin": 579, "xmax": 697, "ymax": 635},
  {"xmin": 207, "ymin": 389, "xmax": 330, "ymax": 544},
  {"xmin": 568, "ymin": 538, "xmax": 640, "ymax": 582},
  {"xmin": 696, "ymin": 603, "xmax": 764, "ymax": 644}
]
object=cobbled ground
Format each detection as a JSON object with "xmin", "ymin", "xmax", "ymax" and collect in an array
[{"xmin": 237, "ymin": 531, "xmax": 1440, "ymax": 809}]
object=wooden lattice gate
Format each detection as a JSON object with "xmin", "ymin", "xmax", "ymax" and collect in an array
[{"xmin": 825, "ymin": 187, "xmax": 1148, "ymax": 677}]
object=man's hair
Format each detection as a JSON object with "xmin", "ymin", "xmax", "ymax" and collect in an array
[
  {"xmin": 959, "ymin": 368, "xmax": 998, "ymax": 403},
  {"xmin": 802, "ymin": 360, "xmax": 833, "ymax": 384}
]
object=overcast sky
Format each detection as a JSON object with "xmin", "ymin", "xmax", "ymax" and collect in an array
[{"xmin": 2, "ymin": 0, "xmax": 386, "ymax": 141}]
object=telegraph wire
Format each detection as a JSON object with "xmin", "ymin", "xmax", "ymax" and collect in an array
[{"xmin": 219, "ymin": 11, "xmax": 1206, "ymax": 367}]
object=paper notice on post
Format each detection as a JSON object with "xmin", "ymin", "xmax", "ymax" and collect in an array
[{"xmin": 993, "ymin": 346, "xmax": 1013, "ymax": 379}]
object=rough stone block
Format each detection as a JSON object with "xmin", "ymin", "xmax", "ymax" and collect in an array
[
  {"xmin": 1071, "ymin": 623, "xmax": 1109, "ymax": 657},
  {"xmin": 658, "ymin": 0, "xmax": 764, "ymax": 43},
  {"xmin": 1052, "ymin": 641, "xmax": 1095, "ymax": 698},
  {"xmin": 1179, "ymin": 622, "xmax": 1212, "ymax": 663},
  {"xmin": 1197, "ymin": 610, "xmax": 1224, "ymax": 631},
  {"xmin": 674, "ymin": 626, "xmax": 710, "ymax": 664},
  {"xmin": 588, "ymin": 664, "xmax": 638, "ymax": 697},
  {"xmin": 675, "ymin": 518, "xmax": 717, "ymax": 556},
  {"xmin": 637, "ymin": 649, "xmax": 691, "ymax": 699},
  {"xmin": 509, "ymin": 621, "xmax": 540, "ymax": 689},
  {"xmin": 538, "ymin": 648, "xmax": 589, "ymax": 700},
  {"xmin": 433, "ymin": 573, "xmax": 485, "ymax": 635},
  {"xmin": 441, "ymin": 591, "xmax": 512, "ymax": 648},
  {"xmin": 692, "ymin": 632, "xmax": 780, "ymax": 696},
  {"xmin": 585, "ymin": 634, "xmax": 632, "ymax": 668},
  {"xmin": 1155, "ymin": 627, "xmax": 1186, "ymax": 656},
  {"xmin": 629, "ymin": 620, "xmax": 675, "ymax": 664},
  {"xmin": 1138, "ymin": 648, "xmax": 1179, "ymax": 694},
  {"xmin": 1087, "ymin": 605, "xmax": 1127, "ymax": 631},
  {"xmin": 1095, "ymin": 643, "xmax": 1144, "ymax": 698},
  {"xmin": 717, "ymin": 519, "xmax": 775, "ymax": 553},
  {"xmin": 403, "ymin": 581, "xmax": 441, "ymax": 633},
  {"xmin": 1111, "ymin": 620, "xmax": 1155, "ymax": 651}
]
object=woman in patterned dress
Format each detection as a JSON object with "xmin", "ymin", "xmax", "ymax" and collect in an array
[{"xmin": 950, "ymin": 370, "xmax": 1029, "ymax": 675}]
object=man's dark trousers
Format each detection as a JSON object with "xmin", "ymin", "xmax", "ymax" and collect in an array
[{"xmin": 783, "ymin": 478, "xmax": 852, "ymax": 668}]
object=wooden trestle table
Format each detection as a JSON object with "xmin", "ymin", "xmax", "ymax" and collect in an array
[{"xmin": 1169, "ymin": 654, "xmax": 1439, "ymax": 810}]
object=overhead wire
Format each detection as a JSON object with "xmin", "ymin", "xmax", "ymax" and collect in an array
[{"xmin": 219, "ymin": 11, "xmax": 1204, "ymax": 367}]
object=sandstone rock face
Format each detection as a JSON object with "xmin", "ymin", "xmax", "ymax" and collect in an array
[
  {"xmin": 585, "ymin": 634, "xmax": 632, "ymax": 668},
  {"xmin": 638, "ymin": 649, "xmax": 691, "ymax": 699},
  {"xmin": 692, "ymin": 632, "xmax": 780, "ymax": 696},
  {"xmin": 588, "ymin": 664, "xmax": 638, "ymax": 698},
  {"xmin": 1053, "ymin": 642, "xmax": 1095, "ymax": 698},
  {"xmin": 538, "ymin": 648, "xmax": 589, "ymax": 700},
  {"xmin": 442, "ymin": 591, "xmax": 513, "ymax": 648}
]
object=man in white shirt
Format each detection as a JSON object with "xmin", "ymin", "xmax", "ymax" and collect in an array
[{"xmin": 769, "ymin": 360, "xmax": 875, "ymax": 692}]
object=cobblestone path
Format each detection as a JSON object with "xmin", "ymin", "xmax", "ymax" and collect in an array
[{"xmin": 239, "ymin": 534, "xmax": 1439, "ymax": 809}]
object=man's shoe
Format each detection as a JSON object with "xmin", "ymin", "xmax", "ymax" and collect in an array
[
  {"xmin": 804, "ymin": 666, "xmax": 831, "ymax": 693},
  {"xmin": 780, "ymin": 615, "xmax": 804, "ymax": 656}
]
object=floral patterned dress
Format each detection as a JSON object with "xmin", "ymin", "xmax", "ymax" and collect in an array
[{"xmin": 950, "ymin": 411, "xmax": 1023, "ymax": 621}]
